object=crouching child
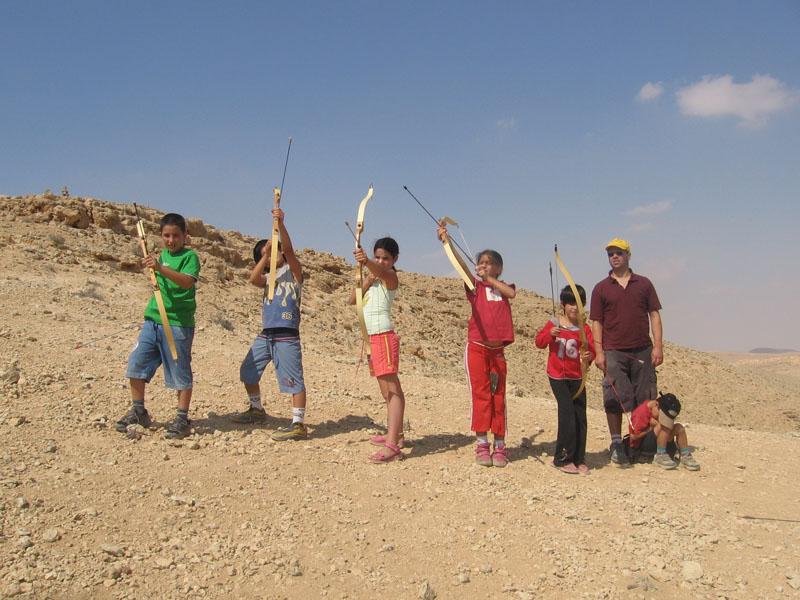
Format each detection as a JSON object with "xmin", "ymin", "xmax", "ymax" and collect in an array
[{"xmin": 627, "ymin": 393, "xmax": 700, "ymax": 471}]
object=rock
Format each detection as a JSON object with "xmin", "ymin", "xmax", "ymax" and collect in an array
[
  {"xmin": 16, "ymin": 536, "xmax": 33, "ymax": 549},
  {"xmin": 42, "ymin": 528, "xmax": 61, "ymax": 542},
  {"xmin": 419, "ymin": 581, "xmax": 436, "ymax": 600},
  {"xmin": 170, "ymin": 495, "xmax": 196, "ymax": 506},
  {"xmin": 457, "ymin": 572, "xmax": 470, "ymax": 584},
  {"xmin": 155, "ymin": 557, "xmax": 174, "ymax": 569},
  {"xmin": 4, "ymin": 583, "xmax": 21, "ymax": 597},
  {"xmin": 15, "ymin": 496, "xmax": 29, "ymax": 509},
  {"xmin": 74, "ymin": 507, "xmax": 98, "ymax": 520},
  {"xmin": 126, "ymin": 424, "xmax": 147, "ymax": 440},
  {"xmin": 100, "ymin": 543, "xmax": 125, "ymax": 557},
  {"xmin": 682, "ymin": 561, "xmax": 703, "ymax": 581},
  {"xmin": 0, "ymin": 364, "xmax": 20, "ymax": 384},
  {"xmin": 44, "ymin": 441, "xmax": 58, "ymax": 453},
  {"xmin": 788, "ymin": 577, "xmax": 800, "ymax": 590},
  {"xmin": 12, "ymin": 416, "xmax": 26, "ymax": 426}
]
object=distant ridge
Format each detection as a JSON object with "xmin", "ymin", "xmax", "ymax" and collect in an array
[{"xmin": 749, "ymin": 347, "xmax": 798, "ymax": 354}]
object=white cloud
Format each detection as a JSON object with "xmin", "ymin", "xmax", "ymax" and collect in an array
[
  {"xmin": 496, "ymin": 117, "xmax": 517, "ymax": 130},
  {"xmin": 636, "ymin": 82, "xmax": 664, "ymax": 102},
  {"xmin": 625, "ymin": 200, "xmax": 673, "ymax": 217},
  {"xmin": 676, "ymin": 74, "xmax": 799, "ymax": 127}
]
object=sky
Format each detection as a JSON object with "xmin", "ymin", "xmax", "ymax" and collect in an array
[{"xmin": 2, "ymin": 1, "xmax": 798, "ymax": 352}]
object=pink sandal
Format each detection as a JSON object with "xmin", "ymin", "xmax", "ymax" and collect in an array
[
  {"xmin": 369, "ymin": 433, "xmax": 404, "ymax": 448},
  {"xmin": 550, "ymin": 460, "xmax": 580, "ymax": 474},
  {"xmin": 369, "ymin": 442, "xmax": 403, "ymax": 464}
]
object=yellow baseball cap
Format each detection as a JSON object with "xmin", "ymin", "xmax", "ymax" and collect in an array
[{"xmin": 605, "ymin": 238, "xmax": 631, "ymax": 253}]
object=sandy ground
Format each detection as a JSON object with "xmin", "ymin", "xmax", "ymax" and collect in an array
[{"xmin": 1, "ymin": 194, "xmax": 799, "ymax": 600}]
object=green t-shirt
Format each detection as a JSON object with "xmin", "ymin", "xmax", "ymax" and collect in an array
[{"xmin": 143, "ymin": 248, "xmax": 201, "ymax": 327}]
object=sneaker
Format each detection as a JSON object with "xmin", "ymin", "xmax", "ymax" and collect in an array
[
  {"xmin": 164, "ymin": 415, "xmax": 191, "ymax": 439},
  {"xmin": 230, "ymin": 406, "xmax": 267, "ymax": 424},
  {"xmin": 115, "ymin": 408, "xmax": 151, "ymax": 432},
  {"xmin": 271, "ymin": 422, "xmax": 307, "ymax": 441},
  {"xmin": 475, "ymin": 442, "xmax": 492, "ymax": 467},
  {"xmin": 491, "ymin": 445, "xmax": 508, "ymax": 468},
  {"xmin": 679, "ymin": 453, "xmax": 700, "ymax": 471},
  {"xmin": 610, "ymin": 442, "xmax": 630, "ymax": 467},
  {"xmin": 653, "ymin": 452, "xmax": 678, "ymax": 470}
]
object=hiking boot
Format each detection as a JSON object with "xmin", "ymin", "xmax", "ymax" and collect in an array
[
  {"xmin": 475, "ymin": 442, "xmax": 492, "ymax": 467},
  {"xmin": 653, "ymin": 452, "xmax": 678, "ymax": 470},
  {"xmin": 230, "ymin": 406, "xmax": 267, "ymax": 424},
  {"xmin": 164, "ymin": 415, "xmax": 191, "ymax": 439},
  {"xmin": 610, "ymin": 442, "xmax": 630, "ymax": 467},
  {"xmin": 679, "ymin": 453, "xmax": 700, "ymax": 471},
  {"xmin": 491, "ymin": 445, "xmax": 509, "ymax": 468},
  {"xmin": 271, "ymin": 422, "xmax": 307, "ymax": 441},
  {"xmin": 115, "ymin": 408, "xmax": 151, "ymax": 432}
]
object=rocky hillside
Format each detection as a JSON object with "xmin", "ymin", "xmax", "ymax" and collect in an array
[{"xmin": 1, "ymin": 193, "xmax": 797, "ymax": 433}]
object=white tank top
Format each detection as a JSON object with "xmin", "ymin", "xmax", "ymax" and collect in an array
[{"xmin": 363, "ymin": 281, "xmax": 397, "ymax": 335}]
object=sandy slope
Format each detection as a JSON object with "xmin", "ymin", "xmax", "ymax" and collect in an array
[{"xmin": 1, "ymin": 194, "xmax": 799, "ymax": 599}]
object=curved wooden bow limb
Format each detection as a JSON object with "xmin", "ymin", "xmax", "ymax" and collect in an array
[
  {"xmin": 439, "ymin": 217, "xmax": 475, "ymax": 291},
  {"xmin": 554, "ymin": 244, "xmax": 588, "ymax": 399},
  {"xmin": 354, "ymin": 186, "xmax": 375, "ymax": 355},
  {"xmin": 267, "ymin": 187, "xmax": 281, "ymax": 302},
  {"xmin": 134, "ymin": 205, "xmax": 178, "ymax": 362}
]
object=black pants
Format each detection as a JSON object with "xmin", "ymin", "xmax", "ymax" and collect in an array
[{"xmin": 549, "ymin": 377, "xmax": 587, "ymax": 466}]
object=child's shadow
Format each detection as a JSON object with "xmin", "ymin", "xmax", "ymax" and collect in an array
[
  {"xmin": 506, "ymin": 433, "xmax": 613, "ymax": 470},
  {"xmin": 309, "ymin": 415, "xmax": 380, "ymax": 440},
  {"xmin": 404, "ymin": 432, "xmax": 474, "ymax": 460},
  {"xmin": 189, "ymin": 412, "xmax": 287, "ymax": 435}
]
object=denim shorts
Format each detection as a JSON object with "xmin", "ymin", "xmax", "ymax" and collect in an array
[
  {"xmin": 125, "ymin": 320, "xmax": 194, "ymax": 390},
  {"xmin": 239, "ymin": 334, "xmax": 305, "ymax": 394}
]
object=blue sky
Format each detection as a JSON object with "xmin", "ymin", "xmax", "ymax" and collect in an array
[{"xmin": 2, "ymin": 1, "xmax": 798, "ymax": 352}]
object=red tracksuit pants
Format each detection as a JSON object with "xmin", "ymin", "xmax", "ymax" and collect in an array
[{"xmin": 465, "ymin": 342, "xmax": 508, "ymax": 438}]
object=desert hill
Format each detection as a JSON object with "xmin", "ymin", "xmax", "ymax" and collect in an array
[{"xmin": 1, "ymin": 193, "xmax": 799, "ymax": 599}]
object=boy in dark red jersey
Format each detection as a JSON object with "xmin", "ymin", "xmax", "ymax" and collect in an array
[
  {"xmin": 535, "ymin": 285, "xmax": 595, "ymax": 474},
  {"xmin": 438, "ymin": 226, "xmax": 516, "ymax": 467}
]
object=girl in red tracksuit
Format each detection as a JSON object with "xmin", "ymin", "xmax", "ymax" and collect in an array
[
  {"xmin": 535, "ymin": 285, "xmax": 595, "ymax": 475},
  {"xmin": 437, "ymin": 226, "xmax": 516, "ymax": 467}
]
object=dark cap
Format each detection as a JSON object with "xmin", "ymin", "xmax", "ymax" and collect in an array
[{"xmin": 657, "ymin": 393, "xmax": 681, "ymax": 428}]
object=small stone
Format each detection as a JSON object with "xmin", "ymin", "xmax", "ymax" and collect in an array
[
  {"xmin": 13, "ymin": 416, "xmax": 26, "ymax": 426},
  {"xmin": 15, "ymin": 496, "xmax": 29, "ymax": 509},
  {"xmin": 16, "ymin": 536, "xmax": 33, "ymax": 549},
  {"xmin": 5, "ymin": 583, "xmax": 21, "ymax": 597},
  {"xmin": 788, "ymin": 577, "xmax": 800, "ymax": 591},
  {"xmin": 188, "ymin": 441, "xmax": 200, "ymax": 450},
  {"xmin": 100, "ymin": 543, "xmax": 125, "ymax": 557},
  {"xmin": 734, "ymin": 463, "xmax": 746, "ymax": 470},
  {"xmin": 479, "ymin": 564, "xmax": 493, "ymax": 574},
  {"xmin": 44, "ymin": 441, "xmax": 58, "ymax": 453},
  {"xmin": 381, "ymin": 543, "xmax": 395, "ymax": 552},
  {"xmin": 42, "ymin": 528, "xmax": 61, "ymax": 542},
  {"xmin": 103, "ymin": 579, "xmax": 116, "ymax": 588},
  {"xmin": 681, "ymin": 561, "xmax": 703, "ymax": 581},
  {"xmin": 126, "ymin": 424, "xmax": 147, "ymax": 440},
  {"xmin": 457, "ymin": 573, "xmax": 470, "ymax": 584},
  {"xmin": 419, "ymin": 581, "xmax": 436, "ymax": 600},
  {"xmin": 170, "ymin": 495, "xmax": 196, "ymax": 506},
  {"xmin": 155, "ymin": 557, "xmax": 174, "ymax": 569}
]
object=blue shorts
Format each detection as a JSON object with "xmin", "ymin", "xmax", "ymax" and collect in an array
[
  {"xmin": 240, "ymin": 333, "xmax": 305, "ymax": 394},
  {"xmin": 125, "ymin": 320, "xmax": 194, "ymax": 390}
]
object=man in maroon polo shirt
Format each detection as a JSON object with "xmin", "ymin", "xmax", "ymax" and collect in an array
[{"xmin": 589, "ymin": 238, "xmax": 663, "ymax": 467}]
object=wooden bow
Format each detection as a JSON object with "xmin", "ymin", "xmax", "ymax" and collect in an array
[
  {"xmin": 266, "ymin": 186, "xmax": 281, "ymax": 302},
  {"xmin": 554, "ymin": 244, "xmax": 587, "ymax": 399},
  {"xmin": 267, "ymin": 137, "xmax": 292, "ymax": 303},
  {"xmin": 354, "ymin": 186, "xmax": 375, "ymax": 355},
  {"xmin": 439, "ymin": 217, "xmax": 475, "ymax": 291},
  {"xmin": 133, "ymin": 203, "xmax": 178, "ymax": 362}
]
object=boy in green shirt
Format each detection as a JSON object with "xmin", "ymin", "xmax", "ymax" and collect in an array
[{"xmin": 116, "ymin": 212, "xmax": 201, "ymax": 439}]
